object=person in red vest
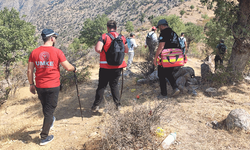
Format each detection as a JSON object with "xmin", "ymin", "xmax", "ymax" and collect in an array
[
  {"xmin": 91, "ymin": 20, "xmax": 128, "ymax": 111},
  {"xmin": 27, "ymin": 29, "xmax": 76, "ymax": 146}
]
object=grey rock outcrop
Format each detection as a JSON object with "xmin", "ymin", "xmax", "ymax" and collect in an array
[
  {"xmin": 173, "ymin": 67, "xmax": 198, "ymax": 95},
  {"xmin": 226, "ymin": 109, "xmax": 250, "ymax": 132},
  {"xmin": 205, "ymin": 87, "xmax": 217, "ymax": 97},
  {"xmin": 201, "ymin": 62, "xmax": 213, "ymax": 83}
]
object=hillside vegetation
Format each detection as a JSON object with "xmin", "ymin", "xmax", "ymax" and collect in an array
[{"xmin": 0, "ymin": 0, "xmax": 195, "ymax": 46}]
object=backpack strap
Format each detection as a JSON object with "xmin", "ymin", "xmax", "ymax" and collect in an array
[
  {"xmin": 106, "ymin": 33, "xmax": 115, "ymax": 40},
  {"xmin": 117, "ymin": 34, "xmax": 122, "ymax": 40}
]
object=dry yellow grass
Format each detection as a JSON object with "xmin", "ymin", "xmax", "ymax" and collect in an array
[{"xmin": 1, "ymin": 57, "xmax": 250, "ymax": 150}]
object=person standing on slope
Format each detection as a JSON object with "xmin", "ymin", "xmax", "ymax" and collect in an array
[
  {"xmin": 145, "ymin": 26, "xmax": 158, "ymax": 73},
  {"xmin": 179, "ymin": 33, "xmax": 187, "ymax": 54},
  {"xmin": 153, "ymin": 19, "xmax": 180, "ymax": 99},
  {"xmin": 215, "ymin": 39, "xmax": 227, "ymax": 70},
  {"xmin": 27, "ymin": 29, "xmax": 76, "ymax": 146},
  {"xmin": 126, "ymin": 32, "xmax": 138, "ymax": 74},
  {"xmin": 91, "ymin": 20, "xmax": 128, "ymax": 111}
]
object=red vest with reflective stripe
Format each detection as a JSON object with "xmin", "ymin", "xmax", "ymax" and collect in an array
[{"xmin": 100, "ymin": 32, "xmax": 127, "ymax": 69}]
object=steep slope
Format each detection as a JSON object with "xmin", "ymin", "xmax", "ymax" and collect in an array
[{"xmin": 0, "ymin": 0, "xmax": 184, "ymax": 45}]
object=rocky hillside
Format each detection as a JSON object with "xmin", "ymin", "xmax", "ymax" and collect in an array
[{"xmin": 0, "ymin": 0, "xmax": 187, "ymax": 46}]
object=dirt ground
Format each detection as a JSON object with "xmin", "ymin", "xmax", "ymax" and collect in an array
[{"xmin": 1, "ymin": 56, "xmax": 250, "ymax": 150}]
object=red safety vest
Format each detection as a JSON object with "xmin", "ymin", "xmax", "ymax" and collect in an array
[{"xmin": 99, "ymin": 32, "xmax": 127, "ymax": 69}]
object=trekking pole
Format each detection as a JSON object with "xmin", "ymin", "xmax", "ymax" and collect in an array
[{"xmin": 74, "ymin": 71, "xmax": 83, "ymax": 121}]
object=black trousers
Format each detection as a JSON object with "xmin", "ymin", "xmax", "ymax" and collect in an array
[
  {"xmin": 93, "ymin": 68, "xmax": 122, "ymax": 107},
  {"xmin": 36, "ymin": 86, "xmax": 60, "ymax": 139},
  {"xmin": 215, "ymin": 55, "xmax": 224, "ymax": 70},
  {"xmin": 158, "ymin": 66, "xmax": 178, "ymax": 96}
]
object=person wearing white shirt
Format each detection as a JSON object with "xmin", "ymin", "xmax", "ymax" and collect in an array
[
  {"xmin": 145, "ymin": 26, "xmax": 158, "ymax": 73},
  {"xmin": 179, "ymin": 33, "xmax": 187, "ymax": 54},
  {"xmin": 126, "ymin": 32, "xmax": 137, "ymax": 72}
]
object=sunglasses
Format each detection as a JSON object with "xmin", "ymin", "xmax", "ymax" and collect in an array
[{"xmin": 52, "ymin": 36, "xmax": 57, "ymax": 39}]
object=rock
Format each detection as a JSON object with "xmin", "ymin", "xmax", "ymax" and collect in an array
[
  {"xmin": 173, "ymin": 67, "xmax": 195, "ymax": 79},
  {"xmin": 148, "ymin": 70, "xmax": 158, "ymax": 81},
  {"xmin": 244, "ymin": 76, "xmax": 250, "ymax": 84},
  {"xmin": 211, "ymin": 121, "xmax": 219, "ymax": 129},
  {"xmin": 205, "ymin": 87, "xmax": 217, "ymax": 96},
  {"xmin": 88, "ymin": 132, "xmax": 98, "ymax": 138},
  {"xmin": 201, "ymin": 62, "xmax": 213, "ymax": 83},
  {"xmin": 176, "ymin": 76, "xmax": 187, "ymax": 93},
  {"xmin": 137, "ymin": 79, "xmax": 149, "ymax": 84},
  {"xmin": 226, "ymin": 109, "xmax": 250, "ymax": 131},
  {"xmin": 205, "ymin": 122, "xmax": 213, "ymax": 128},
  {"xmin": 187, "ymin": 78, "xmax": 198, "ymax": 85}
]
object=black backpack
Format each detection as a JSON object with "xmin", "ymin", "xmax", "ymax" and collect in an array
[
  {"xmin": 218, "ymin": 44, "xmax": 226, "ymax": 54},
  {"xmin": 104, "ymin": 33, "xmax": 125, "ymax": 66},
  {"xmin": 169, "ymin": 29, "xmax": 181, "ymax": 49},
  {"xmin": 146, "ymin": 32, "xmax": 153, "ymax": 40}
]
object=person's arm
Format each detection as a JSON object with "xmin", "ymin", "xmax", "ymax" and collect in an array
[
  {"xmin": 132, "ymin": 39, "xmax": 137, "ymax": 48},
  {"xmin": 60, "ymin": 60, "xmax": 76, "ymax": 72},
  {"xmin": 124, "ymin": 44, "xmax": 129, "ymax": 53},
  {"xmin": 184, "ymin": 40, "xmax": 187, "ymax": 49},
  {"xmin": 95, "ymin": 41, "xmax": 104, "ymax": 53},
  {"xmin": 216, "ymin": 44, "xmax": 220, "ymax": 55},
  {"xmin": 27, "ymin": 62, "xmax": 36, "ymax": 94},
  {"xmin": 153, "ymin": 42, "xmax": 165, "ymax": 66}
]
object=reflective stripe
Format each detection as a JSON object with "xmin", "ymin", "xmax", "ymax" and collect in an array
[
  {"xmin": 162, "ymin": 58, "xmax": 183, "ymax": 63},
  {"xmin": 100, "ymin": 61, "xmax": 107, "ymax": 64}
]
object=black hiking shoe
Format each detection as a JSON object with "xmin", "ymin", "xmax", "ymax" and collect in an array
[
  {"xmin": 91, "ymin": 105, "xmax": 99, "ymax": 112},
  {"xmin": 157, "ymin": 94, "xmax": 168, "ymax": 100},
  {"xmin": 116, "ymin": 105, "xmax": 121, "ymax": 111},
  {"xmin": 172, "ymin": 88, "xmax": 180, "ymax": 97},
  {"xmin": 40, "ymin": 135, "xmax": 54, "ymax": 146}
]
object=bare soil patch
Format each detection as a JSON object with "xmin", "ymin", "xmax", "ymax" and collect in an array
[{"xmin": 1, "ymin": 56, "xmax": 250, "ymax": 150}]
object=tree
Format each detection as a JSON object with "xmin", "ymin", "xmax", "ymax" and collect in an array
[
  {"xmin": 125, "ymin": 21, "xmax": 134, "ymax": 33},
  {"xmin": 190, "ymin": 5, "xmax": 195, "ymax": 12},
  {"xmin": 205, "ymin": 19, "xmax": 234, "ymax": 53},
  {"xmin": 0, "ymin": 7, "xmax": 37, "ymax": 84},
  {"xmin": 79, "ymin": 14, "xmax": 109, "ymax": 47},
  {"xmin": 184, "ymin": 22, "xmax": 205, "ymax": 51},
  {"xmin": 139, "ymin": 13, "xmax": 145, "ymax": 24},
  {"xmin": 151, "ymin": 15, "xmax": 185, "ymax": 35},
  {"xmin": 201, "ymin": 0, "xmax": 250, "ymax": 77},
  {"xmin": 180, "ymin": 10, "xmax": 186, "ymax": 18},
  {"xmin": 148, "ymin": 15, "xmax": 154, "ymax": 24}
]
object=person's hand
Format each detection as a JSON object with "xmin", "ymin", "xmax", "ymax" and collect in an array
[
  {"xmin": 153, "ymin": 57, "xmax": 157, "ymax": 66},
  {"xmin": 72, "ymin": 64, "xmax": 77, "ymax": 72},
  {"xmin": 73, "ymin": 66, "xmax": 77, "ymax": 73},
  {"xmin": 30, "ymin": 85, "xmax": 36, "ymax": 94}
]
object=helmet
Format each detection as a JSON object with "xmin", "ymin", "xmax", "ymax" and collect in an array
[{"xmin": 152, "ymin": 26, "xmax": 156, "ymax": 30}]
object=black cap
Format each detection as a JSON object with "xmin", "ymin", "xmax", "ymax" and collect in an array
[
  {"xmin": 130, "ymin": 32, "xmax": 135, "ymax": 37},
  {"xmin": 41, "ymin": 29, "xmax": 58, "ymax": 38},
  {"xmin": 156, "ymin": 19, "xmax": 168, "ymax": 28}
]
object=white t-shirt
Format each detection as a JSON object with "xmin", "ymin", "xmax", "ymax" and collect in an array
[
  {"xmin": 179, "ymin": 37, "xmax": 186, "ymax": 42},
  {"xmin": 145, "ymin": 31, "xmax": 158, "ymax": 45},
  {"xmin": 129, "ymin": 38, "xmax": 137, "ymax": 52}
]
